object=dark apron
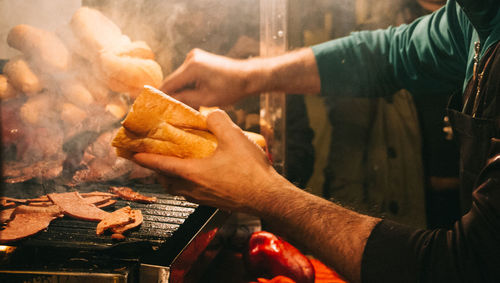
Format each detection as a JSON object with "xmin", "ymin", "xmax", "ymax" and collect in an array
[{"xmin": 447, "ymin": 41, "xmax": 500, "ymax": 214}]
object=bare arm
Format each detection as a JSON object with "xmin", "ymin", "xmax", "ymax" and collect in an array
[
  {"xmin": 160, "ymin": 48, "xmax": 320, "ymax": 108},
  {"xmin": 132, "ymin": 110, "xmax": 379, "ymax": 282},
  {"xmin": 252, "ymin": 177, "xmax": 380, "ymax": 283}
]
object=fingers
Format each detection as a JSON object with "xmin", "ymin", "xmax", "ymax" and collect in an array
[
  {"xmin": 205, "ymin": 110, "xmax": 245, "ymax": 146},
  {"xmin": 132, "ymin": 153, "xmax": 196, "ymax": 179},
  {"xmin": 160, "ymin": 63, "xmax": 194, "ymax": 95},
  {"xmin": 157, "ymin": 174, "xmax": 198, "ymax": 196},
  {"xmin": 160, "ymin": 49, "xmax": 207, "ymax": 95}
]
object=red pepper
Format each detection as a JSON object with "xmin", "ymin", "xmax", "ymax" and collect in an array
[{"xmin": 245, "ymin": 231, "xmax": 315, "ymax": 283}]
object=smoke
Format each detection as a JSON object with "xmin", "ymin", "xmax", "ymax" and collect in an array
[
  {"xmin": 87, "ymin": 0, "xmax": 259, "ymax": 73},
  {"xmin": 0, "ymin": 0, "xmax": 81, "ymax": 59},
  {"xmin": 0, "ymin": 0, "xmax": 261, "ymax": 185}
]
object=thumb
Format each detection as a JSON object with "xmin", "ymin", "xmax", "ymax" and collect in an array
[
  {"xmin": 206, "ymin": 110, "xmax": 246, "ymax": 146},
  {"xmin": 159, "ymin": 62, "xmax": 196, "ymax": 95},
  {"xmin": 132, "ymin": 153, "xmax": 197, "ymax": 179}
]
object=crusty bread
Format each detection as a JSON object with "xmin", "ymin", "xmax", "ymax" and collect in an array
[
  {"xmin": 61, "ymin": 103, "xmax": 88, "ymax": 126},
  {"xmin": 110, "ymin": 41, "xmax": 155, "ymax": 60},
  {"xmin": 7, "ymin": 24, "xmax": 69, "ymax": 71},
  {"xmin": 243, "ymin": 131, "xmax": 267, "ymax": 149},
  {"xmin": 112, "ymin": 127, "xmax": 217, "ymax": 159},
  {"xmin": 0, "ymin": 74, "xmax": 18, "ymax": 100},
  {"xmin": 70, "ymin": 7, "xmax": 161, "ymax": 97},
  {"xmin": 70, "ymin": 7, "xmax": 129, "ymax": 53},
  {"xmin": 20, "ymin": 92, "xmax": 54, "ymax": 125},
  {"xmin": 3, "ymin": 57, "xmax": 42, "ymax": 95},
  {"xmin": 112, "ymin": 86, "xmax": 266, "ymax": 159},
  {"xmin": 99, "ymin": 51, "xmax": 163, "ymax": 97},
  {"xmin": 122, "ymin": 86, "xmax": 208, "ymax": 135},
  {"xmin": 59, "ymin": 80, "xmax": 94, "ymax": 107}
]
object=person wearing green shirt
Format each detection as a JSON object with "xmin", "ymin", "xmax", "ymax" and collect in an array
[{"xmin": 132, "ymin": 0, "xmax": 500, "ymax": 282}]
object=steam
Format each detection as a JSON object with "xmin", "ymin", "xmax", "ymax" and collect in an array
[
  {"xmin": 0, "ymin": 0, "xmax": 261, "ymax": 185},
  {"xmin": 0, "ymin": 0, "xmax": 81, "ymax": 59}
]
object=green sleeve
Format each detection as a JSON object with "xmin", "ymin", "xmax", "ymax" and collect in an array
[{"xmin": 312, "ymin": 2, "xmax": 470, "ymax": 99}]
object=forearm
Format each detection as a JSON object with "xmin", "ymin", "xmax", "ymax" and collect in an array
[
  {"xmin": 249, "ymin": 174, "xmax": 381, "ymax": 283},
  {"xmin": 243, "ymin": 47, "xmax": 321, "ymax": 95}
]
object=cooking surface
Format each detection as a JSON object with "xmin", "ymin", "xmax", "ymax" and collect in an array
[{"xmin": 1, "ymin": 181, "xmax": 216, "ymax": 257}]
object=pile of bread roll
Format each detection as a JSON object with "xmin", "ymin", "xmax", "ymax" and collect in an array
[
  {"xmin": 1, "ymin": 7, "xmax": 163, "ymax": 128},
  {"xmin": 1, "ymin": 6, "xmax": 163, "ymax": 182}
]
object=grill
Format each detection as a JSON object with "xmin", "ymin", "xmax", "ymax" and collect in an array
[{"xmin": 0, "ymin": 181, "xmax": 229, "ymax": 282}]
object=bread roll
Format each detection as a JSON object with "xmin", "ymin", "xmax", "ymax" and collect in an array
[
  {"xmin": 7, "ymin": 24, "xmax": 69, "ymax": 71},
  {"xmin": 113, "ymin": 127, "xmax": 217, "ymax": 159},
  {"xmin": 70, "ymin": 7, "xmax": 161, "ymax": 97},
  {"xmin": 76, "ymin": 71, "xmax": 110, "ymax": 104},
  {"xmin": 0, "ymin": 75, "xmax": 18, "ymax": 100},
  {"xmin": 59, "ymin": 80, "xmax": 94, "ymax": 107},
  {"xmin": 110, "ymin": 41, "xmax": 155, "ymax": 60},
  {"xmin": 3, "ymin": 57, "xmax": 42, "ymax": 94},
  {"xmin": 20, "ymin": 92, "xmax": 55, "ymax": 125},
  {"xmin": 70, "ymin": 7, "xmax": 130, "ymax": 53},
  {"xmin": 122, "ymin": 86, "xmax": 207, "ymax": 135},
  {"xmin": 243, "ymin": 131, "xmax": 267, "ymax": 149},
  {"xmin": 61, "ymin": 103, "xmax": 87, "ymax": 126},
  {"xmin": 112, "ymin": 86, "xmax": 267, "ymax": 159},
  {"xmin": 105, "ymin": 96, "xmax": 129, "ymax": 119},
  {"xmin": 99, "ymin": 51, "xmax": 163, "ymax": 96}
]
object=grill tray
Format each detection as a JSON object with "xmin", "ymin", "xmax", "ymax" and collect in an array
[{"xmin": 1, "ymin": 180, "xmax": 220, "ymax": 266}]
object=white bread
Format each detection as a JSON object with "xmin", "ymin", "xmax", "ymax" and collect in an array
[
  {"xmin": 0, "ymin": 75, "xmax": 18, "ymax": 100},
  {"xmin": 105, "ymin": 95, "xmax": 129, "ymax": 119},
  {"xmin": 242, "ymin": 131, "xmax": 267, "ymax": 149},
  {"xmin": 70, "ymin": 7, "xmax": 162, "ymax": 98},
  {"xmin": 70, "ymin": 7, "xmax": 130, "ymax": 53},
  {"xmin": 112, "ymin": 127, "xmax": 217, "ymax": 159},
  {"xmin": 7, "ymin": 24, "xmax": 69, "ymax": 72},
  {"xmin": 59, "ymin": 80, "xmax": 94, "ymax": 107},
  {"xmin": 122, "ymin": 86, "xmax": 208, "ymax": 135},
  {"xmin": 3, "ymin": 57, "xmax": 42, "ymax": 95},
  {"xmin": 109, "ymin": 41, "xmax": 155, "ymax": 60},
  {"xmin": 99, "ymin": 51, "xmax": 163, "ymax": 97},
  {"xmin": 112, "ymin": 86, "xmax": 266, "ymax": 159},
  {"xmin": 70, "ymin": 7, "xmax": 154, "ymax": 60},
  {"xmin": 20, "ymin": 92, "xmax": 55, "ymax": 125},
  {"xmin": 61, "ymin": 103, "xmax": 87, "ymax": 126}
]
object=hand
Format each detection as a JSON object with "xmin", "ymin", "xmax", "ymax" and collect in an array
[
  {"xmin": 160, "ymin": 49, "xmax": 256, "ymax": 109},
  {"xmin": 132, "ymin": 110, "xmax": 285, "ymax": 212}
]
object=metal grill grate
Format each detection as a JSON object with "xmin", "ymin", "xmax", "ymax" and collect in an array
[{"xmin": 1, "ymin": 181, "xmax": 215, "ymax": 260}]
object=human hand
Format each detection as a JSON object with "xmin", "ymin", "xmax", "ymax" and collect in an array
[
  {"xmin": 132, "ymin": 109, "xmax": 285, "ymax": 212},
  {"xmin": 160, "ymin": 49, "xmax": 257, "ymax": 109}
]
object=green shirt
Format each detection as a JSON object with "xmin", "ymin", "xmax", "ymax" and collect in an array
[
  {"xmin": 312, "ymin": 0, "xmax": 500, "ymax": 281},
  {"xmin": 312, "ymin": 0, "xmax": 500, "ymax": 100}
]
